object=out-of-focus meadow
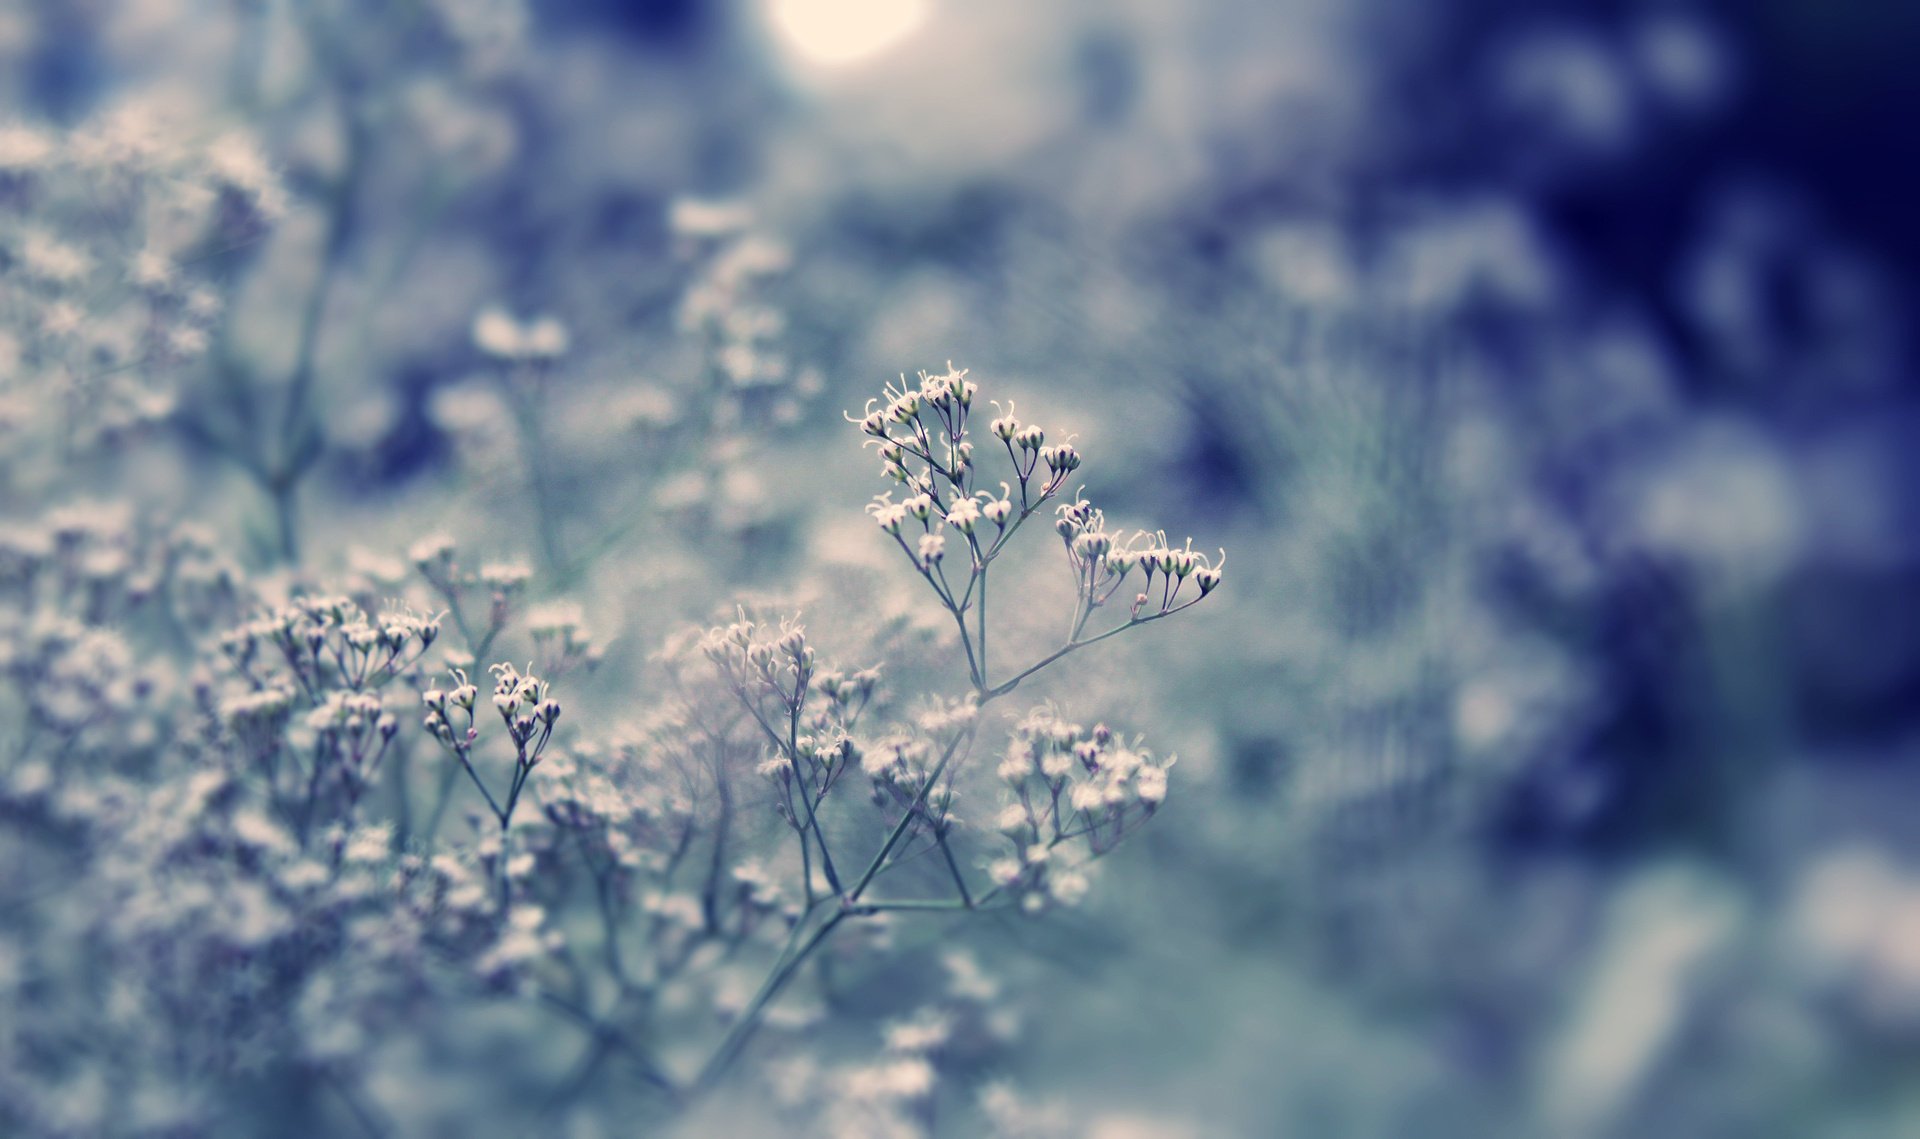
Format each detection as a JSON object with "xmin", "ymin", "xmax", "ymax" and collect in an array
[{"xmin": 3, "ymin": 1, "xmax": 1919, "ymax": 1135}]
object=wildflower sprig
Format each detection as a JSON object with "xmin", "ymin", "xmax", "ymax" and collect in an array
[
  {"xmin": 422, "ymin": 662, "xmax": 559, "ymax": 838},
  {"xmin": 220, "ymin": 596, "xmax": 441, "ymax": 701},
  {"xmin": 704, "ymin": 613, "xmax": 882, "ymax": 902},
  {"xmin": 854, "ymin": 366, "xmax": 1222, "ymax": 698},
  {"xmin": 686, "ymin": 366, "xmax": 1219, "ymax": 1092},
  {"xmin": 210, "ymin": 596, "xmax": 430, "ymax": 849},
  {"xmin": 302, "ymin": 690, "xmax": 401, "ymax": 841}
]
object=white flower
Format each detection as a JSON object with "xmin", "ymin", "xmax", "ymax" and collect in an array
[
  {"xmin": 668, "ymin": 197, "xmax": 752, "ymax": 239},
  {"xmin": 843, "ymin": 1056, "xmax": 936, "ymax": 1102},
  {"xmin": 472, "ymin": 307, "xmax": 519, "ymax": 357},
  {"xmin": 1069, "ymin": 782, "xmax": 1105, "ymax": 812},
  {"xmin": 0, "ymin": 124, "xmax": 54, "ymax": 171},
  {"xmin": 883, "ymin": 1012, "xmax": 952, "ymax": 1054},
  {"xmin": 1039, "ymin": 749, "xmax": 1073, "ymax": 780},
  {"xmin": 19, "ymin": 229, "xmax": 92, "ymax": 284},
  {"xmin": 1048, "ymin": 869, "xmax": 1090, "ymax": 906},
  {"xmin": 478, "ymin": 560, "xmax": 532, "ymax": 590},
  {"xmin": 945, "ymin": 498, "xmax": 981, "ymax": 534},
  {"xmin": 521, "ymin": 316, "xmax": 569, "ymax": 358},
  {"xmin": 996, "ymin": 748, "xmax": 1030, "ymax": 784},
  {"xmin": 472, "ymin": 306, "xmax": 570, "ymax": 361}
]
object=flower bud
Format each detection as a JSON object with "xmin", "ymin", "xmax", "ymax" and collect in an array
[{"xmin": 1072, "ymin": 531, "xmax": 1112, "ymax": 560}]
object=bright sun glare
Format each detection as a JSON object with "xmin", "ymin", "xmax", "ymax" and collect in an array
[{"xmin": 767, "ymin": 0, "xmax": 932, "ymax": 68}]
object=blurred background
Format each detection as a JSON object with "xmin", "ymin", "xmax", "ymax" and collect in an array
[{"xmin": 5, "ymin": 0, "xmax": 1920, "ymax": 1135}]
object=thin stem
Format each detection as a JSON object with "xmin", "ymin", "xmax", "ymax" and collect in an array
[
  {"xmin": 740, "ymin": 695, "xmax": 844, "ymax": 893},
  {"xmin": 537, "ymin": 992, "xmax": 679, "ymax": 1098},
  {"xmin": 322, "ymin": 1070, "xmax": 389, "ymax": 1139},
  {"xmin": 976, "ymin": 562, "xmax": 989, "ymax": 689},
  {"xmin": 853, "ymin": 897, "xmax": 1014, "ymax": 914},
  {"xmin": 418, "ymin": 757, "xmax": 462, "ymax": 846},
  {"xmin": 985, "ymin": 599, "xmax": 1205, "ymax": 702},
  {"xmin": 789, "ymin": 701, "xmax": 844, "ymax": 894},
  {"xmin": 793, "ymin": 793, "xmax": 816, "ymax": 906},
  {"xmin": 692, "ymin": 910, "xmax": 845, "ymax": 1093},
  {"xmin": 506, "ymin": 364, "xmax": 567, "ymax": 574},
  {"xmin": 576, "ymin": 830, "xmax": 631, "ymax": 986},
  {"xmin": 849, "ymin": 729, "xmax": 970, "ymax": 902},
  {"xmin": 271, "ymin": 476, "xmax": 300, "ymax": 564},
  {"xmin": 451, "ymin": 746, "xmax": 506, "ymax": 823},
  {"xmin": 934, "ymin": 828, "xmax": 973, "ymax": 908}
]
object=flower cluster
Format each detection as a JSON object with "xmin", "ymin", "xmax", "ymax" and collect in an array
[
  {"xmin": 1054, "ymin": 497, "xmax": 1225, "ymax": 623},
  {"xmin": 855, "ymin": 366, "xmax": 1222, "ymax": 697},
  {"xmin": 767, "ymin": 949, "xmax": 1017, "ymax": 1138},
  {"xmin": 221, "ymin": 596, "xmax": 441, "ymax": 699},
  {"xmin": 859, "ymin": 699, "xmax": 981, "ymax": 831},
  {"xmin": 0, "ymin": 504, "xmax": 242, "ymax": 760},
  {"xmin": 0, "ymin": 106, "xmax": 284, "ymax": 471},
  {"xmin": 0, "ymin": 354, "xmax": 1213, "ymax": 1136},
  {"xmin": 673, "ymin": 199, "xmax": 802, "ymax": 402},
  {"xmin": 486, "ymin": 660, "xmax": 562, "ymax": 762},
  {"xmin": 304, "ymin": 690, "xmax": 401, "ymax": 807},
  {"xmin": 857, "ymin": 368, "xmax": 1080, "ymax": 573},
  {"xmin": 421, "ymin": 661, "xmax": 560, "ymax": 846},
  {"xmin": 525, "ymin": 599, "xmax": 603, "ymax": 674},
  {"xmin": 988, "ymin": 708, "xmax": 1176, "ymax": 910}
]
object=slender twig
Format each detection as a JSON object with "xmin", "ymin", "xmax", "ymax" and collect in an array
[
  {"xmin": 691, "ymin": 909, "xmax": 845, "ymax": 1093},
  {"xmin": 850, "ymin": 728, "xmax": 971, "ymax": 902},
  {"xmin": 934, "ymin": 827, "xmax": 974, "ymax": 908},
  {"xmin": 986, "ymin": 599, "xmax": 1206, "ymax": 701}
]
